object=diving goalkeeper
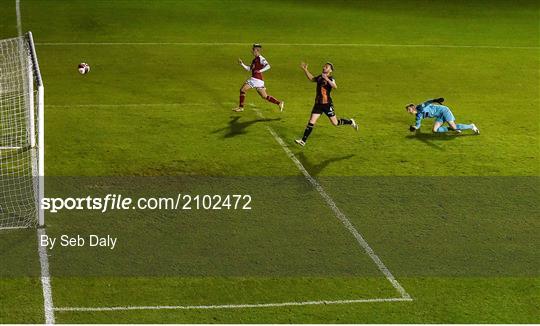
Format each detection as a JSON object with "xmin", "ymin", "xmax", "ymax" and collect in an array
[{"xmin": 405, "ymin": 98, "xmax": 479, "ymax": 134}]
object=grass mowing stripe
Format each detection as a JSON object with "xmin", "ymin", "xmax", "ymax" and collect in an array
[{"xmin": 253, "ymin": 109, "xmax": 412, "ymax": 300}]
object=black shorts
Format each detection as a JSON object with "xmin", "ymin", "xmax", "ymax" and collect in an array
[{"xmin": 311, "ymin": 103, "xmax": 335, "ymax": 117}]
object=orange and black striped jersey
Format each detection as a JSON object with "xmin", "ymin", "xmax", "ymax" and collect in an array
[{"xmin": 314, "ymin": 75, "xmax": 334, "ymax": 104}]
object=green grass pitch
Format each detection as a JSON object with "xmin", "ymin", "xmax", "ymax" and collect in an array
[{"xmin": 0, "ymin": 0, "xmax": 539, "ymax": 323}]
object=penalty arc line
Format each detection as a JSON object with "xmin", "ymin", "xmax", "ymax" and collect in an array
[{"xmin": 253, "ymin": 109, "xmax": 412, "ymax": 300}]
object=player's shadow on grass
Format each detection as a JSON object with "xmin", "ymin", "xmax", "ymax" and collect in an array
[
  {"xmin": 212, "ymin": 116, "xmax": 281, "ymax": 138},
  {"xmin": 406, "ymin": 132, "xmax": 477, "ymax": 150},
  {"xmin": 297, "ymin": 152, "xmax": 355, "ymax": 176}
]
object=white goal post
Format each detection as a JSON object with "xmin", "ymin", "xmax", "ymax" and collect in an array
[{"xmin": 0, "ymin": 32, "xmax": 44, "ymax": 229}]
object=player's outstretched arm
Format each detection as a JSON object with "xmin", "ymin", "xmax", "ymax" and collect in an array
[
  {"xmin": 300, "ymin": 62, "xmax": 315, "ymax": 81},
  {"xmin": 238, "ymin": 58, "xmax": 251, "ymax": 71}
]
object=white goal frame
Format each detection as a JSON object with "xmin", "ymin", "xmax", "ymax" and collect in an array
[
  {"xmin": 0, "ymin": 31, "xmax": 44, "ymax": 228},
  {"xmin": 28, "ymin": 31, "xmax": 45, "ymax": 227}
]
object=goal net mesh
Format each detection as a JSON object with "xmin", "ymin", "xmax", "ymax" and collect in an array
[{"xmin": 0, "ymin": 35, "xmax": 40, "ymax": 229}]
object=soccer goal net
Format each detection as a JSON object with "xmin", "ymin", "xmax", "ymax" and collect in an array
[{"xmin": 0, "ymin": 32, "xmax": 44, "ymax": 229}]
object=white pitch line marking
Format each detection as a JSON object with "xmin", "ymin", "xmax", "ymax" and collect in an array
[
  {"xmin": 47, "ymin": 103, "xmax": 211, "ymax": 108},
  {"xmin": 254, "ymin": 109, "xmax": 411, "ymax": 300},
  {"xmin": 37, "ymin": 228, "xmax": 56, "ymax": 324},
  {"xmin": 15, "ymin": 0, "xmax": 22, "ymax": 36},
  {"xmin": 54, "ymin": 297, "xmax": 412, "ymax": 312},
  {"xmin": 33, "ymin": 42, "xmax": 539, "ymax": 50},
  {"xmin": 17, "ymin": 0, "xmax": 56, "ymax": 322},
  {"xmin": 0, "ymin": 225, "xmax": 29, "ymax": 230}
]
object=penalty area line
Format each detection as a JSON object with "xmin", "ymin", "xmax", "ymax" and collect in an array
[
  {"xmin": 33, "ymin": 42, "xmax": 539, "ymax": 50},
  {"xmin": 54, "ymin": 297, "xmax": 413, "ymax": 312},
  {"xmin": 254, "ymin": 109, "xmax": 412, "ymax": 300},
  {"xmin": 47, "ymin": 103, "xmax": 212, "ymax": 108}
]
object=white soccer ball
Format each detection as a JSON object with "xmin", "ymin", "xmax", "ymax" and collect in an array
[{"xmin": 78, "ymin": 63, "xmax": 90, "ymax": 74}]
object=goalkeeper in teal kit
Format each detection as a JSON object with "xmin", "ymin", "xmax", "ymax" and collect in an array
[{"xmin": 405, "ymin": 98, "xmax": 479, "ymax": 134}]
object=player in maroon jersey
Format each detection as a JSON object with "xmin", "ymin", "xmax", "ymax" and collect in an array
[
  {"xmin": 295, "ymin": 62, "xmax": 358, "ymax": 147},
  {"xmin": 233, "ymin": 44, "xmax": 284, "ymax": 112}
]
